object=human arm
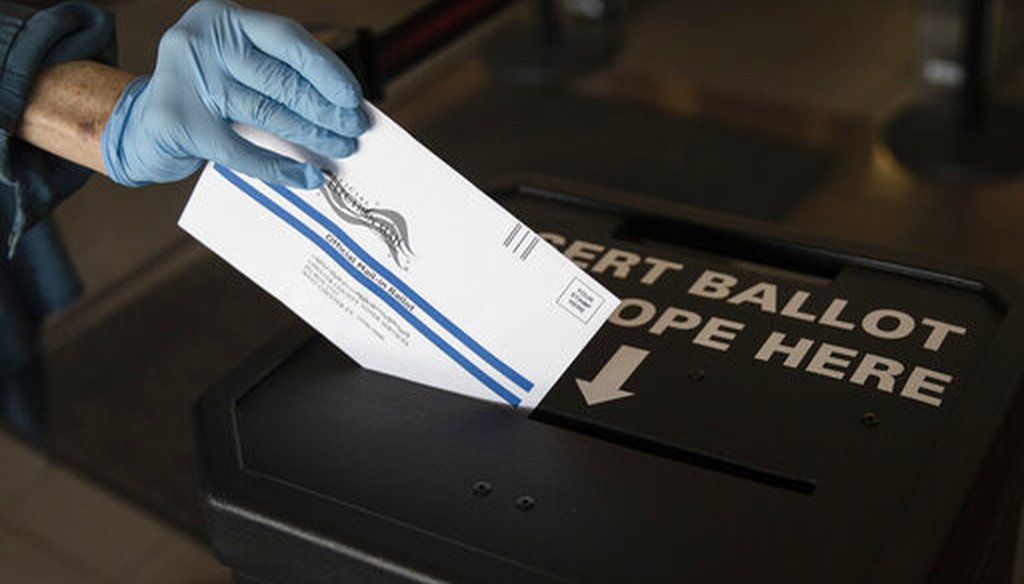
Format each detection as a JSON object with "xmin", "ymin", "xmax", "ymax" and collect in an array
[{"xmin": 16, "ymin": 59, "xmax": 132, "ymax": 175}]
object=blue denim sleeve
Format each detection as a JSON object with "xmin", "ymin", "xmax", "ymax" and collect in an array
[{"xmin": 0, "ymin": 1, "xmax": 115, "ymax": 383}]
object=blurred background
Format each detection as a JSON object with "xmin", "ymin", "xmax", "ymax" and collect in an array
[{"xmin": 5, "ymin": 0, "xmax": 1024, "ymax": 581}]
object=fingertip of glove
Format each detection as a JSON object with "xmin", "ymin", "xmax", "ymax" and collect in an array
[
  {"xmin": 326, "ymin": 136, "xmax": 358, "ymax": 158},
  {"xmin": 332, "ymin": 107, "xmax": 368, "ymax": 139},
  {"xmin": 351, "ymin": 107, "xmax": 370, "ymax": 134},
  {"xmin": 333, "ymin": 82, "xmax": 363, "ymax": 109},
  {"xmin": 276, "ymin": 162, "xmax": 323, "ymax": 189},
  {"xmin": 300, "ymin": 164, "xmax": 324, "ymax": 189}
]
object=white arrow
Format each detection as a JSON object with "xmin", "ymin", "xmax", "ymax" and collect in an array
[{"xmin": 575, "ymin": 345, "xmax": 650, "ymax": 406}]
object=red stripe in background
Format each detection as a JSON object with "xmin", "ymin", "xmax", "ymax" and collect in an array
[{"xmin": 378, "ymin": 0, "xmax": 510, "ymax": 74}]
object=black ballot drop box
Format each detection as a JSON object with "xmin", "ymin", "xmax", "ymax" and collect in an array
[{"xmin": 194, "ymin": 182, "xmax": 1024, "ymax": 584}]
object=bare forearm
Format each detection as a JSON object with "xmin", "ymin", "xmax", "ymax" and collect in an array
[{"xmin": 16, "ymin": 60, "xmax": 134, "ymax": 175}]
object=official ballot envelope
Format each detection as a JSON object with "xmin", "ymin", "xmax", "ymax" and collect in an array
[{"xmin": 178, "ymin": 105, "xmax": 618, "ymax": 409}]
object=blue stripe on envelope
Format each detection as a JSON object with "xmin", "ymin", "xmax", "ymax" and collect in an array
[{"xmin": 259, "ymin": 175, "xmax": 534, "ymax": 393}]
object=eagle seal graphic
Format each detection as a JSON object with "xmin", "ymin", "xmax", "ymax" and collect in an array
[{"xmin": 318, "ymin": 172, "xmax": 414, "ymax": 269}]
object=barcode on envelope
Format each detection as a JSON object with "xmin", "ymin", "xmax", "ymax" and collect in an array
[{"xmin": 503, "ymin": 222, "xmax": 540, "ymax": 261}]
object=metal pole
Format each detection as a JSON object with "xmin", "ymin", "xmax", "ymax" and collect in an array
[{"xmin": 961, "ymin": 0, "xmax": 990, "ymax": 131}]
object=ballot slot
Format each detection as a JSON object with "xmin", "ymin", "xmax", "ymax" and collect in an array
[
  {"xmin": 612, "ymin": 214, "xmax": 842, "ymax": 284},
  {"xmin": 614, "ymin": 213, "xmax": 993, "ymax": 298},
  {"xmin": 530, "ymin": 407, "xmax": 818, "ymax": 494}
]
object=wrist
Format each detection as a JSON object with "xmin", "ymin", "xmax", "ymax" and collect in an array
[
  {"xmin": 100, "ymin": 75, "xmax": 151, "ymax": 186},
  {"xmin": 16, "ymin": 61, "xmax": 135, "ymax": 175}
]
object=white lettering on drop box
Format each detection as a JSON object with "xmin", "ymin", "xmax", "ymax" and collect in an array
[{"xmin": 178, "ymin": 104, "xmax": 619, "ymax": 410}]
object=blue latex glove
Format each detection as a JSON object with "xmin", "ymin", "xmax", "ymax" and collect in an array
[{"xmin": 101, "ymin": 0, "xmax": 367, "ymax": 189}]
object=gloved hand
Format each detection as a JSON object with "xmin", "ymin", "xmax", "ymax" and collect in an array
[{"xmin": 101, "ymin": 0, "xmax": 367, "ymax": 189}]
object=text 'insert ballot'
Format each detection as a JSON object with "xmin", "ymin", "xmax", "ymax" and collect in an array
[{"xmin": 179, "ymin": 104, "xmax": 618, "ymax": 409}]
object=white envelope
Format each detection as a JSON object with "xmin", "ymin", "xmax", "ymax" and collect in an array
[{"xmin": 179, "ymin": 104, "xmax": 618, "ymax": 409}]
